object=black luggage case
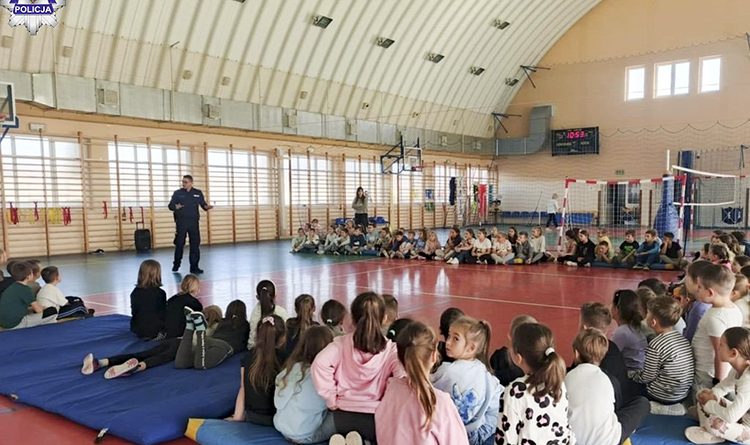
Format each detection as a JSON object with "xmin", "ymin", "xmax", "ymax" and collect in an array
[{"xmin": 134, "ymin": 222, "xmax": 151, "ymax": 252}]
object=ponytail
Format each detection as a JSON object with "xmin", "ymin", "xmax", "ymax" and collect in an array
[
  {"xmin": 512, "ymin": 323, "xmax": 566, "ymax": 402},
  {"xmin": 396, "ymin": 321, "xmax": 438, "ymax": 429},
  {"xmin": 294, "ymin": 294, "xmax": 316, "ymax": 334},
  {"xmin": 351, "ymin": 292, "xmax": 387, "ymax": 354},
  {"xmin": 247, "ymin": 314, "xmax": 285, "ymax": 391},
  {"xmin": 256, "ymin": 279, "xmax": 276, "ymax": 317},
  {"xmin": 450, "ymin": 316, "xmax": 492, "ymax": 371}
]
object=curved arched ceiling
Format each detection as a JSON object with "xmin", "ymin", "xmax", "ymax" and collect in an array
[{"xmin": 0, "ymin": 0, "xmax": 600, "ymax": 137}]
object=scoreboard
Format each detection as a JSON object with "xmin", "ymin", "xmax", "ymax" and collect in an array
[{"xmin": 551, "ymin": 127, "xmax": 599, "ymax": 156}]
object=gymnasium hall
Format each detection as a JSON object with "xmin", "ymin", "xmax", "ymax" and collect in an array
[{"xmin": 1, "ymin": 1, "xmax": 750, "ymax": 444}]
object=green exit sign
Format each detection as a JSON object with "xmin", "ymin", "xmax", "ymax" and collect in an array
[{"xmin": 615, "ymin": 169, "xmax": 625, "ymax": 176}]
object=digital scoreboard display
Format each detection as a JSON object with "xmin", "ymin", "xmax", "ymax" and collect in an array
[{"xmin": 551, "ymin": 127, "xmax": 599, "ymax": 156}]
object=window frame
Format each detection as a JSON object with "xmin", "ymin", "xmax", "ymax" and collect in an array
[
  {"xmin": 654, "ymin": 60, "xmax": 690, "ymax": 98},
  {"xmin": 625, "ymin": 65, "xmax": 646, "ymax": 101},
  {"xmin": 699, "ymin": 56, "xmax": 721, "ymax": 93}
]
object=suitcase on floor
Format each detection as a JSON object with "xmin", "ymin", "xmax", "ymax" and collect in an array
[{"xmin": 134, "ymin": 222, "xmax": 151, "ymax": 252}]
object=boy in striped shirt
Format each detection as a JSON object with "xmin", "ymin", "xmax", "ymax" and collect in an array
[{"xmin": 631, "ymin": 296, "xmax": 694, "ymax": 415}]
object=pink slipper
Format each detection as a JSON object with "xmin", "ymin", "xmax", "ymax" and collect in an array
[{"xmin": 104, "ymin": 358, "xmax": 139, "ymax": 379}]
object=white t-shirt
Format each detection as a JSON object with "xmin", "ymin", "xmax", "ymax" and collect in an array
[
  {"xmin": 473, "ymin": 238, "xmax": 492, "ymax": 251},
  {"xmin": 565, "ymin": 363, "xmax": 620, "ymax": 445},
  {"xmin": 36, "ymin": 283, "xmax": 68, "ymax": 309},
  {"xmin": 693, "ymin": 305, "xmax": 743, "ymax": 376},
  {"xmin": 547, "ymin": 198, "xmax": 559, "ymax": 214},
  {"xmin": 736, "ymin": 296, "xmax": 750, "ymax": 328}
]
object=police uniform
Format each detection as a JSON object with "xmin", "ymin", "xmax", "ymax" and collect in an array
[{"xmin": 168, "ymin": 187, "xmax": 209, "ymax": 272}]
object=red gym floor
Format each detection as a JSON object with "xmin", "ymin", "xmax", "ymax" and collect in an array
[{"xmin": 0, "ymin": 249, "xmax": 680, "ymax": 445}]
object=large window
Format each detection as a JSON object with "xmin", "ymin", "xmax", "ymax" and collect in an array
[
  {"xmin": 625, "ymin": 66, "xmax": 645, "ymax": 100},
  {"xmin": 700, "ymin": 57, "xmax": 721, "ymax": 93},
  {"xmin": 2, "ymin": 136, "xmax": 83, "ymax": 207},
  {"xmin": 288, "ymin": 155, "xmax": 331, "ymax": 206},
  {"xmin": 208, "ymin": 148, "xmax": 273, "ymax": 206},
  {"xmin": 109, "ymin": 143, "xmax": 190, "ymax": 207},
  {"xmin": 655, "ymin": 61, "xmax": 690, "ymax": 97}
]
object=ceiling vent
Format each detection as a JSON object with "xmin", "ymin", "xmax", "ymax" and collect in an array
[
  {"xmin": 312, "ymin": 15, "xmax": 333, "ymax": 29},
  {"xmin": 96, "ymin": 88, "xmax": 119, "ymax": 106},
  {"xmin": 203, "ymin": 103, "xmax": 221, "ymax": 120},
  {"xmin": 426, "ymin": 52, "xmax": 444, "ymax": 63},
  {"xmin": 376, "ymin": 37, "xmax": 395, "ymax": 48},
  {"xmin": 469, "ymin": 66, "xmax": 485, "ymax": 76},
  {"xmin": 492, "ymin": 19, "xmax": 510, "ymax": 29}
]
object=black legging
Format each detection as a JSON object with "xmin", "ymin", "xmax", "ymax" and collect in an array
[
  {"xmin": 354, "ymin": 213, "xmax": 368, "ymax": 229},
  {"xmin": 106, "ymin": 338, "xmax": 180, "ymax": 369},
  {"xmin": 546, "ymin": 213, "xmax": 558, "ymax": 227},
  {"xmin": 333, "ymin": 411, "xmax": 376, "ymax": 442}
]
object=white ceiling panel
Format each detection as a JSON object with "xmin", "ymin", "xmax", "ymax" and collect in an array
[{"xmin": 0, "ymin": 0, "xmax": 600, "ymax": 137}]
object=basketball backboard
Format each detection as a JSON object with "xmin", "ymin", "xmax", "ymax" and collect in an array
[{"xmin": 0, "ymin": 82, "xmax": 17, "ymax": 127}]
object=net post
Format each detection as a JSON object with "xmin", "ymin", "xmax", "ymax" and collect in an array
[
  {"xmin": 558, "ymin": 178, "xmax": 571, "ymax": 249},
  {"xmin": 678, "ymin": 175, "xmax": 686, "ymax": 242}
]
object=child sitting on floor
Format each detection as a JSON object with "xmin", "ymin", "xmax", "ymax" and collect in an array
[
  {"xmin": 566, "ymin": 328, "xmax": 649, "ymax": 445},
  {"xmin": 732, "ymin": 274, "xmax": 750, "ymax": 328},
  {"xmin": 37, "ymin": 266, "xmax": 91, "ymax": 319},
  {"xmin": 320, "ymin": 299, "xmax": 347, "ymax": 337},
  {"xmin": 291, "ymin": 228, "xmax": 306, "ymax": 253},
  {"xmin": 528, "ymin": 226, "xmax": 547, "ymax": 264},
  {"xmin": 633, "ymin": 229, "xmax": 661, "ymax": 270},
  {"xmin": 617, "ymin": 229, "xmax": 639, "ymax": 267},
  {"xmin": 514, "ymin": 231, "xmax": 532, "ymax": 264},
  {"xmin": 417, "ymin": 231, "xmax": 440, "ymax": 260},
  {"xmin": 317, "ymin": 226, "xmax": 339, "ymax": 255},
  {"xmin": 382, "ymin": 294, "xmax": 399, "ymax": 335},
  {"xmin": 130, "ymin": 259, "xmax": 167, "ymax": 340},
  {"xmin": 595, "ymin": 241, "xmax": 615, "ymax": 265},
  {"xmin": 630, "ymin": 296, "xmax": 694, "ymax": 415},
  {"xmin": 376, "ymin": 321, "xmax": 470, "ymax": 445},
  {"xmin": 497, "ymin": 323, "xmax": 574, "ymax": 445},
  {"xmin": 685, "ymin": 326, "xmax": 750, "ymax": 444},
  {"xmin": 490, "ymin": 314, "xmax": 536, "ymax": 386},
  {"xmin": 611, "ymin": 289, "xmax": 649, "ymax": 371},
  {"xmin": 437, "ymin": 307, "xmax": 464, "ymax": 363},
  {"xmin": 274, "ymin": 326, "xmax": 336, "ymax": 444},
  {"xmin": 431, "ymin": 316, "xmax": 501, "ymax": 445},
  {"xmin": 164, "ymin": 274, "xmax": 203, "ymax": 339},
  {"xmin": 285, "ymin": 294, "xmax": 318, "ymax": 355},
  {"xmin": 231, "ymin": 314, "xmax": 287, "ymax": 425},
  {"xmin": 490, "ymin": 232, "xmax": 514, "ymax": 265}
]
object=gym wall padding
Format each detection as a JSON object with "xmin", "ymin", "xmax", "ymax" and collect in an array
[{"xmin": 0, "ymin": 315, "xmax": 241, "ymax": 445}]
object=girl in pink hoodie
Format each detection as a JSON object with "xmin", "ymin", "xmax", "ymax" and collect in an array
[
  {"xmin": 375, "ymin": 321, "xmax": 469, "ymax": 445},
  {"xmin": 312, "ymin": 292, "xmax": 404, "ymax": 443}
]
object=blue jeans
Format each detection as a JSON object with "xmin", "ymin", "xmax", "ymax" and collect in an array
[{"xmin": 635, "ymin": 252, "xmax": 659, "ymax": 266}]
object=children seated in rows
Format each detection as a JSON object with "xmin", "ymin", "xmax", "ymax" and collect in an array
[
  {"xmin": 561, "ymin": 229, "xmax": 596, "ymax": 267},
  {"xmin": 0, "ymin": 261, "xmax": 57, "ymax": 329},
  {"xmin": 611, "ymin": 289, "xmax": 649, "ymax": 371},
  {"xmin": 491, "ymin": 231, "xmax": 514, "ymax": 265}
]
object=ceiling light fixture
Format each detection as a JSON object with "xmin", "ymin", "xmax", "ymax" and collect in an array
[
  {"xmin": 312, "ymin": 15, "xmax": 333, "ymax": 29},
  {"xmin": 221, "ymin": 76, "xmax": 231, "ymax": 86},
  {"xmin": 469, "ymin": 66, "xmax": 485, "ymax": 76},
  {"xmin": 376, "ymin": 37, "xmax": 395, "ymax": 49},
  {"xmin": 492, "ymin": 19, "xmax": 510, "ymax": 29},
  {"xmin": 361, "ymin": 102, "xmax": 370, "ymax": 110},
  {"xmin": 505, "ymin": 78, "xmax": 519, "ymax": 86},
  {"xmin": 426, "ymin": 52, "xmax": 444, "ymax": 63}
]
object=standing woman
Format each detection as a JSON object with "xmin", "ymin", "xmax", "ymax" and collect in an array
[{"xmin": 352, "ymin": 187, "xmax": 369, "ymax": 229}]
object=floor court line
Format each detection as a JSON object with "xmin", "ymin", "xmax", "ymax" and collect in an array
[{"xmin": 319, "ymin": 280, "xmax": 581, "ymax": 311}]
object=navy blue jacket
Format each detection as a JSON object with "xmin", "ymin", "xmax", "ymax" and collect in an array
[{"xmin": 168, "ymin": 187, "xmax": 208, "ymax": 221}]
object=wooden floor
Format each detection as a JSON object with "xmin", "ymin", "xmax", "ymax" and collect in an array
[{"xmin": 0, "ymin": 241, "xmax": 681, "ymax": 445}]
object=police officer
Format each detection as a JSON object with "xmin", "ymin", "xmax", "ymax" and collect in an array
[{"xmin": 168, "ymin": 175, "xmax": 213, "ymax": 273}]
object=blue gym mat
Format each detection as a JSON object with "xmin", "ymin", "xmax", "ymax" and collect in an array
[
  {"xmin": 630, "ymin": 414, "xmax": 697, "ymax": 445},
  {"xmin": 0, "ymin": 315, "xmax": 241, "ymax": 445}
]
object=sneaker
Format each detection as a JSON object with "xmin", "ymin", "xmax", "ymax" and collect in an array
[
  {"xmin": 345, "ymin": 431, "xmax": 364, "ymax": 445},
  {"xmin": 684, "ymin": 426, "xmax": 724, "ymax": 444},
  {"xmin": 329, "ymin": 434, "xmax": 346, "ymax": 445},
  {"xmin": 172, "ymin": 265, "xmax": 180, "ymax": 272},
  {"xmin": 451, "ymin": 258, "xmax": 460, "ymax": 265},
  {"xmin": 81, "ymin": 353, "xmax": 99, "ymax": 375},
  {"xmin": 633, "ymin": 264, "xmax": 643, "ymax": 270},
  {"xmin": 650, "ymin": 401, "xmax": 686, "ymax": 416},
  {"xmin": 104, "ymin": 358, "xmax": 139, "ymax": 379},
  {"xmin": 190, "ymin": 268, "xmax": 204, "ymax": 274},
  {"xmin": 564, "ymin": 261, "xmax": 577, "ymax": 267},
  {"xmin": 583, "ymin": 263, "xmax": 591, "ymax": 267}
]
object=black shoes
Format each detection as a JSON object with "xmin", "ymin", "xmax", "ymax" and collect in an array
[
  {"xmin": 190, "ymin": 268, "xmax": 204, "ymax": 274},
  {"xmin": 172, "ymin": 264, "xmax": 180, "ymax": 272}
]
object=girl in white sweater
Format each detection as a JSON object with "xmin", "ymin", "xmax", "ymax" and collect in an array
[{"xmin": 686, "ymin": 326, "xmax": 750, "ymax": 444}]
